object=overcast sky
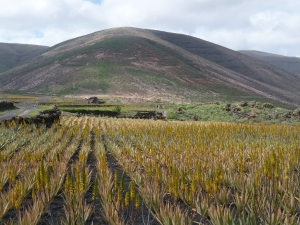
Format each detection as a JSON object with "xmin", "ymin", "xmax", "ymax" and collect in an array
[{"xmin": 0, "ymin": 0, "xmax": 300, "ymax": 57}]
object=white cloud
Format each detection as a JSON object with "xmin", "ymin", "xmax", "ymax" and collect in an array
[{"xmin": 0, "ymin": 0, "xmax": 299, "ymax": 56}]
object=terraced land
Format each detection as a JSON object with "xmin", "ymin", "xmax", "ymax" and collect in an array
[{"xmin": 0, "ymin": 117, "xmax": 300, "ymax": 224}]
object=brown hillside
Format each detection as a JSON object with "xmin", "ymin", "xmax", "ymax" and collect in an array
[
  {"xmin": 0, "ymin": 27, "xmax": 299, "ymax": 106},
  {"xmin": 239, "ymin": 50, "xmax": 300, "ymax": 75}
]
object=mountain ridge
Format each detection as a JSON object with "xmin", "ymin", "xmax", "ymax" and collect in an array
[
  {"xmin": 239, "ymin": 50, "xmax": 300, "ymax": 75},
  {"xmin": 0, "ymin": 43, "xmax": 49, "ymax": 73}
]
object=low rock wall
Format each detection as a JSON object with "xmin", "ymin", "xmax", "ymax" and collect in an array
[
  {"xmin": 0, "ymin": 101, "xmax": 14, "ymax": 110},
  {"xmin": 2, "ymin": 107, "xmax": 61, "ymax": 128}
]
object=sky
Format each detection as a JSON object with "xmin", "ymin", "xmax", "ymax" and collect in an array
[{"xmin": 0, "ymin": 0, "xmax": 300, "ymax": 57}]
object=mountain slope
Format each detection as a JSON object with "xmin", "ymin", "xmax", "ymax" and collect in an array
[
  {"xmin": 239, "ymin": 50, "xmax": 300, "ymax": 75},
  {"xmin": 0, "ymin": 27, "xmax": 300, "ymax": 106},
  {"xmin": 0, "ymin": 43, "xmax": 49, "ymax": 73},
  {"xmin": 152, "ymin": 31, "xmax": 300, "ymax": 93}
]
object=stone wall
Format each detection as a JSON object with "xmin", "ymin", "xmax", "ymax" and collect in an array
[
  {"xmin": 0, "ymin": 101, "xmax": 14, "ymax": 110},
  {"xmin": 2, "ymin": 106, "xmax": 61, "ymax": 128}
]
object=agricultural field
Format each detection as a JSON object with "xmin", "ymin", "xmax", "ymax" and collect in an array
[
  {"xmin": 0, "ymin": 116, "xmax": 300, "ymax": 225},
  {"xmin": 0, "ymin": 94, "xmax": 39, "ymax": 103}
]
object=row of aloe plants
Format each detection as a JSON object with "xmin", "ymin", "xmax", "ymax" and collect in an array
[
  {"xmin": 101, "ymin": 119, "xmax": 194, "ymax": 225},
  {"xmin": 0, "ymin": 121, "xmax": 65, "ymax": 221},
  {"xmin": 1, "ymin": 116, "xmax": 300, "ymax": 224},
  {"xmin": 0, "ymin": 116, "xmax": 83, "ymax": 224},
  {"xmin": 101, "ymin": 118, "xmax": 300, "ymax": 225}
]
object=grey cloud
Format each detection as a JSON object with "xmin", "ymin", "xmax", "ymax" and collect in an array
[{"xmin": 0, "ymin": 0, "xmax": 299, "ymax": 56}]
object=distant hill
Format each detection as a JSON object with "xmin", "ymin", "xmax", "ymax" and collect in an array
[
  {"xmin": 0, "ymin": 27, "xmax": 300, "ymax": 106},
  {"xmin": 239, "ymin": 50, "xmax": 300, "ymax": 75},
  {"xmin": 0, "ymin": 43, "xmax": 49, "ymax": 73}
]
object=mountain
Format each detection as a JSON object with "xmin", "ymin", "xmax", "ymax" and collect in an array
[
  {"xmin": 0, "ymin": 27, "xmax": 300, "ymax": 106},
  {"xmin": 239, "ymin": 50, "xmax": 300, "ymax": 75},
  {"xmin": 0, "ymin": 43, "xmax": 49, "ymax": 73}
]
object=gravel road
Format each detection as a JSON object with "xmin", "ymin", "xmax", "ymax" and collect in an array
[{"xmin": 0, "ymin": 103, "xmax": 40, "ymax": 122}]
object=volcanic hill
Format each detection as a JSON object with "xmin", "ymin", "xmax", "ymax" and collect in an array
[{"xmin": 1, "ymin": 27, "xmax": 300, "ymax": 106}]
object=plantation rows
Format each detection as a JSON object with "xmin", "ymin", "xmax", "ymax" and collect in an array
[{"xmin": 0, "ymin": 117, "xmax": 300, "ymax": 224}]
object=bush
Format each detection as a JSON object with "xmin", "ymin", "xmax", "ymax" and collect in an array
[{"xmin": 115, "ymin": 105, "xmax": 122, "ymax": 114}]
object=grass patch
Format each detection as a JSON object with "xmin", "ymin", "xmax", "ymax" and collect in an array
[
  {"xmin": 0, "ymin": 93, "xmax": 39, "ymax": 103},
  {"xmin": 26, "ymin": 105, "xmax": 54, "ymax": 117},
  {"xmin": 62, "ymin": 108, "xmax": 120, "ymax": 117},
  {"xmin": 60, "ymin": 104, "xmax": 158, "ymax": 118},
  {"xmin": 165, "ymin": 101, "xmax": 300, "ymax": 123}
]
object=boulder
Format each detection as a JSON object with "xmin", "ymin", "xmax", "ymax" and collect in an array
[
  {"xmin": 262, "ymin": 103, "xmax": 274, "ymax": 109},
  {"xmin": 224, "ymin": 104, "xmax": 231, "ymax": 111},
  {"xmin": 177, "ymin": 107, "xmax": 184, "ymax": 114},
  {"xmin": 248, "ymin": 115, "xmax": 257, "ymax": 120},
  {"xmin": 87, "ymin": 97, "xmax": 105, "ymax": 104},
  {"xmin": 233, "ymin": 107, "xmax": 241, "ymax": 112},
  {"xmin": 240, "ymin": 101, "xmax": 248, "ymax": 107}
]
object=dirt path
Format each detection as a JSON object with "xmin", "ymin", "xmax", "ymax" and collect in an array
[{"xmin": 0, "ymin": 103, "xmax": 39, "ymax": 121}]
